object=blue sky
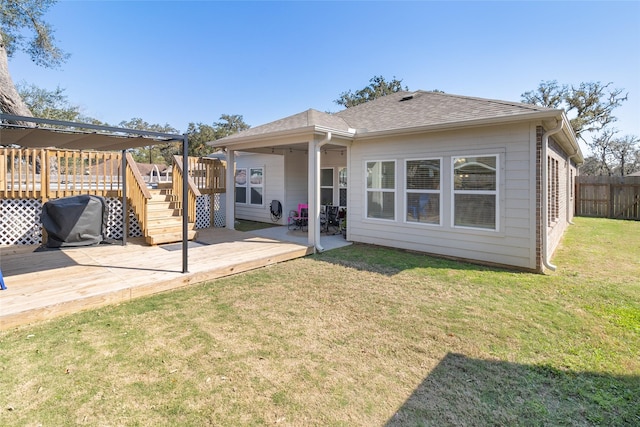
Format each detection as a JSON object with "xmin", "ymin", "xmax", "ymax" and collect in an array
[{"xmin": 8, "ymin": 1, "xmax": 640, "ymax": 154}]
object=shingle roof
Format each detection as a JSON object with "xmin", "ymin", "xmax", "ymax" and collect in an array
[
  {"xmin": 220, "ymin": 90, "xmax": 558, "ymax": 142},
  {"xmin": 223, "ymin": 109, "xmax": 351, "ymax": 140},
  {"xmin": 334, "ymin": 90, "xmax": 555, "ymax": 133}
]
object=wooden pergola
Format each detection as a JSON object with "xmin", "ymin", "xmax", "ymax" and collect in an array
[{"xmin": 0, "ymin": 113, "xmax": 192, "ymax": 273}]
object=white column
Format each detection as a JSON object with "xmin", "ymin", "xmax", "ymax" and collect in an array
[
  {"xmin": 225, "ymin": 149, "xmax": 236, "ymax": 230},
  {"xmin": 307, "ymin": 140, "xmax": 317, "ymax": 248}
]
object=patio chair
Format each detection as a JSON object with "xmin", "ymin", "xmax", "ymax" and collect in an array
[
  {"xmin": 288, "ymin": 204, "xmax": 309, "ymax": 231},
  {"xmin": 325, "ymin": 205, "xmax": 340, "ymax": 234}
]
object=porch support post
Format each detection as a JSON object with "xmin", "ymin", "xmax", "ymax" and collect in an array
[
  {"xmin": 182, "ymin": 134, "xmax": 189, "ymax": 273},
  {"xmin": 121, "ymin": 150, "xmax": 127, "ymax": 246},
  {"xmin": 307, "ymin": 140, "xmax": 319, "ymax": 249},
  {"xmin": 225, "ymin": 149, "xmax": 235, "ymax": 230}
]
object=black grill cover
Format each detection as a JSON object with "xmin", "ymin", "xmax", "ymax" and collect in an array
[{"xmin": 41, "ymin": 195, "xmax": 108, "ymax": 248}]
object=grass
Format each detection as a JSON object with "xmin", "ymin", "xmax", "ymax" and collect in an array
[{"xmin": 0, "ymin": 217, "xmax": 638, "ymax": 426}]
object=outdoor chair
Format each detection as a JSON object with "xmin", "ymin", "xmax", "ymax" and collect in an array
[
  {"xmin": 288, "ymin": 203, "xmax": 309, "ymax": 231},
  {"xmin": 325, "ymin": 205, "xmax": 340, "ymax": 234}
]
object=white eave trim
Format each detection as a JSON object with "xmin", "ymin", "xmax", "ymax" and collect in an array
[{"xmin": 213, "ymin": 125, "xmax": 355, "ymax": 150}]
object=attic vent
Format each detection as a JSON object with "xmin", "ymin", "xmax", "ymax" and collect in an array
[{"xmin": 400, "ymin": 93, "xmax": 415, "ymax": 101}]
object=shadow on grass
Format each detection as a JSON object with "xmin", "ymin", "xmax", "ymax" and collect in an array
[
  {"xmin": 386, "ymin": 352, "xmax": 639, "ymax": 426},
  {"xmin": 315, "ymin": 243, "xmax": 525, "ymax": 276}
]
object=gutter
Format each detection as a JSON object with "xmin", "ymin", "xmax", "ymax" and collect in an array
[
  {"xmin": 311, "ymin": 132, "xmax": 332, "ymax": 252},
  {"xmin": 541, "ymin": 119, "xmax": 564, "ymax": 272}
]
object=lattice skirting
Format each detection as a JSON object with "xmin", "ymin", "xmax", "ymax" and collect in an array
[
  {"xmin": 196, "ymin": 194, "xmax": 226, "ymax": 229},
  {"xmin": 1, "ymin": 196, "xmax": 225, "ymax": 245},
  {"xmin": 0, "ymin": 199, "xmax": 42, "ymax": 245}
]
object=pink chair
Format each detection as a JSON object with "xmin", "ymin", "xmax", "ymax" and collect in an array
[{"xmin": 288, "ymin": 203, "xmax": 309, "ymax": 230}]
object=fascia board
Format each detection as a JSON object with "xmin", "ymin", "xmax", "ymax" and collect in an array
[{"xmin": 215, "ymin": 126, "xmax": 355, "ymax": 150}]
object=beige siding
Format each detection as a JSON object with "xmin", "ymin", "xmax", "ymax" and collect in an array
[
  {"xmin": 235, "ymin": 153, "xmax": 285, "ymax": 224},
  {"xmin": 348, "ymin": 123, "xmax": 538, "ymax": 270},
  {"xmin": 284, "ymin": 150, "xmax": 308, "ymax": 216}
]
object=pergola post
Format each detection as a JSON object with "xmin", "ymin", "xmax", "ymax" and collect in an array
[
  {"xmin": 121, "ymin": 150, "xmax": 127, "ymax": 246},
  {"xmin": 182, "ymin": 135, "xmax": 189, "ymax": 273}
]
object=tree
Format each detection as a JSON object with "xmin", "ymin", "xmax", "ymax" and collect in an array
[
  {"xmin": 118, "ymin": 118, "xmax": 179, "ymax": 164},
  {"xmin": 521, "ymin": 80, "xmax": 628, "ymax": 143},
  {"xmin": 185, "ymin": 114, "xmax": 250, "ymax": 159},
  {"xmin": 0, "ymin": 0, "xmax": 68, "ymax": 120},
  {"xmin": 610, "ymin": 134, "xmax": 639, "ymax": 176},
  {"xmin": 334, "ymin": 75, "xmax": 408, "ymax": 108},
  {"xmin": 17, "ymin": 82, "xmax": 81, "ymax": 122}
]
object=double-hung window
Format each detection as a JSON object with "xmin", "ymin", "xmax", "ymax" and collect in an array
[
  {"xmin": 452, "ymin": 155, "xmax": 498, "ymax": 230},
  {"xmin": 235, "ymin": 167, "xmax": 264, "ymax": 206},
  {"xmin": 366, "ymin": 160, "xmax": 395, "ymax": 220},
  {"xmin": 406, "ymin": 159, "xmax": 441, "ymax": 225},
  {"xmin": 321, "ymin": 168, "xmax": 334, "ymax": 205}
]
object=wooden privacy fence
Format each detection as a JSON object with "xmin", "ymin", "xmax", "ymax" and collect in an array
[{"xmin": 575, "ymin": 175, "xmax": 640, "ymax": 220}]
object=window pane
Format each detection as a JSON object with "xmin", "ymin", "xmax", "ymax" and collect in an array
[
  {"xmin": 250, "ymin": 187, "xmax": 263, "ymax": 205},
  {"xmin": 235, "ymin": 168, "xmax": 247, "ymax": 186},
  {"xmin": 321, "ymin": 188, "xmax": 333, "ymax": 205},
  {"xmin": 454, "ymin": 194, "xmax": 495, "ymax": 229},
  {"xmin": 339, "ymin": 188, "xmax": 347, "ymax": 207},
  {"xmin": 321, "ymin": 168, "xmax": 333, "ymax": 187},
  {"xmin": 454, "ymin": 156, "xmax": 496, "ymax": 190},
  {"xmin": 236, "ymin": 187, "xmax": 246, "ymax": 204},
  {"xmin": 407, "ymin": 193, "xmax": 440, "ymax": 224},
  {"xmin": 339, "ymin": 168, "xmax": 347, "ymax": 188},
  {"xmin": 250, "ymin": 168, "xmax": 263, "ymax": 185},
  {"xmin": 407, "ymin": 160, "xmax": 440, "ymax": 190},
  {"xmin": 367, "ymin": 161, "xmax": 395, "ymax": 189},
  {"xmin": 367, "ymin": 191, "xmax": 394, "ymax": 219}
]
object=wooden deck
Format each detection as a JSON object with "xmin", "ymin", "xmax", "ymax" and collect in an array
[{"xmin": 0, "ymin": 228, "xmax": 313, "ymax": 330}]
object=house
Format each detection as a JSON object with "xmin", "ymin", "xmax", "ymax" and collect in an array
[{"xmin": 213, "ymin": 91, "xmax": 583, "ymax": 272}]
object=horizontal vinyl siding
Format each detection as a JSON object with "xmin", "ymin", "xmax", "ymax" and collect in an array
[
  {"xmin": 348, "ymin": 123, "xmax": 536, "ymax": 269},
  {"xmin": 235, "ymin": 153, "xmax": 285, "ymax": 225},
  {"xmin": 284, "ymin": 150, "xmax": 308, "ymax": 215}
]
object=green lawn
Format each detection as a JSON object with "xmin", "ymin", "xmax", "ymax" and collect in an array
[{"xmin": 1, "ymin": 217, "xmax": 638, "ymax": 426}]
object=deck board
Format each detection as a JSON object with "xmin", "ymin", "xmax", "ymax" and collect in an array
[{"xmin": 0, "ymin": 228, "xmax": 313, "ymax": 330}]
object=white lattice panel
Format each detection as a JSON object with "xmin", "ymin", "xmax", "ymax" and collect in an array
[
  {"xmin": 196, "ymin": 195, "xmax": 210, "ymax": 229},
  {"xmin": 106, "ymin": 197, "xmax": 142, "ymax": 238},
  {"xmin": 0, "ymin": 199, "xmax": 42, "ymax": 245},
  {"xmin": 214, "ymin": 194, "xmax": 226, "ymax": 228}
]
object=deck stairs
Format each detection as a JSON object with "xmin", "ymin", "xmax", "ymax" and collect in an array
[{"xmin": 144, "ymin": 182, "xmax": 197, "ymax": 245}]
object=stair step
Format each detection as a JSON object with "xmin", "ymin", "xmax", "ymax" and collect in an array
[
  {"xmin": 147, "ymin": 208, "xmax": 182, "ymax": 221},
  {"xmin": 146, "ymin": 230, "xmax": 197, "ymax": 245},
  {"xmin": 146, "ymin": 222, "xmax": 195, "ymax": 233}
]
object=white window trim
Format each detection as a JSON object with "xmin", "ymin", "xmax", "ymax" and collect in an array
[
  {"xmin": 365, "ymin": 159, "xmax": 396, "ymax": 222},
  {"xmin": 404, "ymin": 157, "xmax": 443, "ymax": 227},
  {"xmin": 236, "ymin": 166, "xmax": 265, "ymax": 207},
  {"xmin": 451, "ymin": 154, "xmax": 500, "ymax": 231},
  {"xmin": 321, "ymin": 167, "xmax": 334, "ymax": 206}
]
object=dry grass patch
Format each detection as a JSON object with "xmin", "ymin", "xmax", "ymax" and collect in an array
[{"xmin": 0, "ymin": 217, "xmax": 638, "ymax": 426}]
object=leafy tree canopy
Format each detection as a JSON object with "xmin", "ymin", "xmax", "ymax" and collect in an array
[
  {"xmin": 521, "ymin": 80, "xmax": 628, "ymax": 142},
  {"xmin": 1, "ymin": 0, "xmax": 68, "ymax": 67},
  {"xmin": 334, "ymin": 75, "xmax": 408, "ymax": 108},
  {"xmin": 186, "ymin": 114, "xmax": 250, "ymax": 158},
  {"xmin": 1, "ymin": 0, "xmax": 68, "ymax": 119},
  {"xmin": 17, "ymin": 82, "xmax": 81, "ymax": 122}
]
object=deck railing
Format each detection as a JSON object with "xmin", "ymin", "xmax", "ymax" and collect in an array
[
  {"xmin": 1, "ymin": 148, "xmax": 122, "ymax": 201},
  {"xmin": 173, "ymin": 156, "xmax": 201, "ymax": 224},
  {"xmin": 125, "ymin": 152, "xmax": 152, "ymax": 232}
]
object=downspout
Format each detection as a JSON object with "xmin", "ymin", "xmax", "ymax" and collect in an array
[
  {"xmin": 311, "ymin": 132, "xmax": 332, "ymax": 252},
  {"xmin": 541, "ymin": 120, "xmax": 563, "ymax": 272}
]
